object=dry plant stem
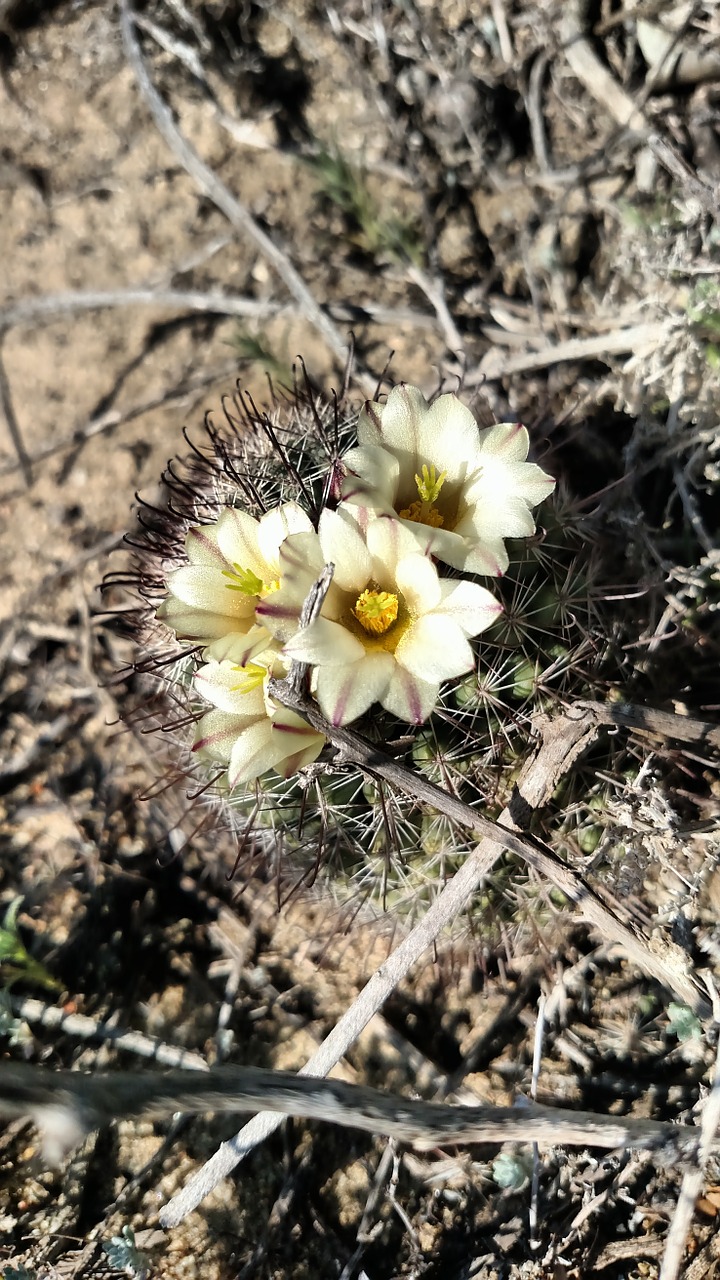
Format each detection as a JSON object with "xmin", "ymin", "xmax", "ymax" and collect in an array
[
  {"xmin": 583, "ymin": 700, "xmax": 720, "ymax": 752},
  {"xmin": 0, "ymin": 289, "xmax": 437, "ymax": 337},
  {"xmin": 648, "ymin": 133, "xmax": 719, "ymax": 216},
  {"xmin": 490, "ymin": 0, "xmax": 513, "ymax": 64},
  {"xmin": 0, "ymin": 333, "xmax": 32, "ymax": 486},
  {"xmin": 161, "ymin": 698, "xmax": 704, "ymax": 1226},
  {"xmin": 527, "ymin": 53, "xmax": 551, "ymax": 172},
  {"xmin": 673, "ymin": 464, "xmax": 715, "ymax": 557},
  {"xmin": 659, "ymin": 1036, "xmax": 720, "ymax": 1280},
  {"xmin": 161, "ymin": 707, "xmax": 592, "ymax": 1225},
  {"xmin": 473, "ymin": 322, "xmax": 668, "ymax": 381},
  {"xmin": 0, "ymin": 1061, "xmax": 700, "ymax": 1161},
  {"xmin": 271, "ymin": 687, "xmax": 707, "ymax": 1013},
  {"xmin": 0, "ymin": 289, "xmax": 273, "ymax": 330},
  {"xmin": 560, "ymin": 0, "xmax": 647, "ymax": 131},
  {"xmin": 287, "ymin": 562, "xmax": 336, "ymax": 694},
  {"xmin": 9, "ymin": 998, "xmax": 208, "ymax": 1071},
  {"xmin": 119, "ymin": 0, "xmax": 374, "ymax": 394},
  {"xmin": 0, "ymin": 363, "xmax": 238, "ymax": 478},
  {"xmin": 405, "ymin": 264, "xmax": 465, "ymax": 358}
]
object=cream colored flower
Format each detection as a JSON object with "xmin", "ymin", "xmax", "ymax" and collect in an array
[
  {"xmin": 193, "ymin": 654, "xmax": 325, "ymax": 788},
  {"xmin": 157, "ymin": 502, "xmax": 312, "ymax": 660},
  {"xmin": 261, "ymin": 507, "xmax": 502, "ymax": 726},
  {"xmin": 341, "ymin": 384, "xmax": 555, "ymax": 576}
]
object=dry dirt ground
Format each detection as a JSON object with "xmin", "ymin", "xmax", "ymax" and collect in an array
[{"xmin": 1, "ymin": 1, "xmax": 719, "ymax": 1277}]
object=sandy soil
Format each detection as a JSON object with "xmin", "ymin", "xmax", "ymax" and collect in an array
[{"xmin": 1, "ymin": 1, "xmax": 719, "ymax": 1276}]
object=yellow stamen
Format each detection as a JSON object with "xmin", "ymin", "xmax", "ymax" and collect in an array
[
  {"xmin": 415, "ymin": 463, "xmax": 447, "ymax": 504},
  {"xmin": 229, "ymin": 661, "xmax": 267, "ymax": 694},
  {"xmin": 398, "ymin": 463, "xmax": 447, "ymax": 527},
  {"xmin": 223, "ymin": 564, "xmax": 278, "ymax": 596},
  {"xmin": 353, "ymin": 590, "xmax": 399, "ymax": 635},
  {"xmin": 398, "ymin": 500, "xmax": 445, "ymax": 528}
]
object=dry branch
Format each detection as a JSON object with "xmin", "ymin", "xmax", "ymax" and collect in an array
[
  {"xmin": 583, "ymin": 700, "xmax": 720, "ymax": 752},
  {"xmin": 473, "ymin": 323, "xmax": 668, "ymax": 381},
  {"xmin": 9, "ymin": 998, "xmax": 208, "ymax": 1071},
  {"xmin": 0, "ymin": 1060, "xmax": 700, "ymax": 1163},
  {"xmin": 119, "ymin": 0, "xmax": 374, "ymax": 393},
  {"xmin": 160, "ymin": 689, "xmax": 708, "ymax": 1225},
  {"xmin": 560, "ymin": 0, "xmax": 647, "ymax": 131},
  {"xmin": 270, "ymin": 687, "xmax": 708, "ymax": 1013},
  {"xmin": 0, "ymin": 289, "xmax": 437, "ymax": 338}
]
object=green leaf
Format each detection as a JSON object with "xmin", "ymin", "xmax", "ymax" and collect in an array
[
  {"xmin": 666, "ymin": 1002, "xmax": 702, "ymax": 1042},
  {"xmin": 103, "ymin": 1226, "xmax": 149, "ymax": 1278},
  {"xmin": 492, "ymin": 1150, "xmax": 533, "ymax": 1189},
  {"xmin": 0, "ymin": 897, "xmax": 61, "ymax": 993}
]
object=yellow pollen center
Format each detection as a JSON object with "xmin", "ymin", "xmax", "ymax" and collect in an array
[
  {"xmin": 353, "ymin": 590, "xmax": 399, "ymax": 635},
  {"xmin": 223, "ymin": 564, "xmax": 278, "ymax": 596},
  {"xmin": 398, "ymin": 463, "xmax": 447, "ymax": 528},
  {"xmin": 229, "ymin": 661, "xmax": 267, "ymax": 694}
]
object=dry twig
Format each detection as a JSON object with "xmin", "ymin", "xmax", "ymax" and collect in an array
[
  {"xmin": 0, "ymin": 288, "xmax": 437, "ymax": 339},
  {"xmin": 160, "ymin": 687, "xmax": 707, "ymax": 1225},
  {"xmin": 659, "ymin": 1032, "xmax": 720, "ymax": 1280},
  {"xmin": 9, "ymin": 998, "xmax": 208, "ymax": 1072},
  {"xmin": 119, "ymin": 0, "xmax": 374, "ymax": 393},
  {"xmin": 473, "ymin": 323, "xmax": 668, "ymax": 381},
  {"xmin": 0, "ymin": 1059, "xmax": 701, "ymax": 1163},
  {"xmin": 560, "ymin": 0, "xmax": 647, "ymax": 132}
]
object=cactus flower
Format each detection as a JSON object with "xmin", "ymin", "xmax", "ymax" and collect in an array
[
  {"xmin": 193, "ymin": 655, "xmax": 325, "ymax": 787},
  {"xmin": 341, "ymin": 384, "xmax": 555, "ymax": 576},
  {"xmin": 261, "ymin": 507, "xmax": 502, "ymax": 726},
  {"xmin": 157, "ymin": 502, "xmax": 312, "ymax": 659}
]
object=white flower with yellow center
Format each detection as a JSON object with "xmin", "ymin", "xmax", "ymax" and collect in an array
[
  {"xmin": 157, "ymin": 502, "xmax": 312, "ymax": 660},
  {"xmin": 260, "ymin": 507, "xmax": 502, "ymax": 726},
  {"xmin": 341, "ymin": 384, "xmax": 556, "ymax": 576},
  {"xmin": 193, "ymin": 654, "xmax": 326, "ymax": 788}
]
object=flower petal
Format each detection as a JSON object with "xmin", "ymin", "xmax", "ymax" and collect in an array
[
  {"xmin": 459, "ymin": 493, "xmax": 537, "ymax": 541},
  {"xmin": 382, "ymin": 667, "xmax": 439, "ymax": 723},
  {"xmin": 395, "ymin": 552, "xmax": 441, "ymax": 614},
  {"xmin": 256, "ymin": 502, "xmax": 313, "ymax": 568},
  {"xmin": 157, "ymin": 598, "xmax": 255, "ymax": 641},
  {"xmin": 396, "ymin": 615, "xmax": 474, "ymax": 682},
  {"xmin": 193, "ymin": 709, "xmax": 249, "ymax": 761},
  {"xmin": 357, "ymin": 384, "xmax": 429, "ymax": 456},
  {"xmin": 163, "ymin": 566, "xmax": 255, "ymax": 619},
  {"xmin": 318, "ymin": 507, "xmax": 373, "ymax": 590},
  {"xmin": 464, "ymin": 459, "xmax": 554, "ymax": 519},
  {"xmin": 185, "ymin": 522, "xmax": 231, "ymax": 569},
  {"xmin": 416, "ymin": 394, "xmax": 483, "ymax": 481},
  {"xmin": 227, "ymin": 721, "xmax": 284, "ymax": 787},
  {"xmin": 204, "ymin": 625, "xmax": 274, "ymax": 666},
  {"xmin": 477, "ymin": 421, "xmax": 530, "ymax": 462},
  {"xmin": 215, "ymin": 508, "xmax": 266, "ymax": 578},
  {"xmin": 255, "ymin": 531, "xmax": 326, "ymax": 640},
  {"xmin": 270, "ymin": 707, "xmax": 326, "ymax": 776},
  {"xmin": 366, "ymin": 515, "xmax": 422, "ymax": 583},
  {"xmin": 341, "ymin": 444, "xmax": 399, "ymax": 507},
  {"xmin": 194, "ymin": 660, "xmax": 268, "ymax": 716},
  {"xmin": 435, "ymin": 579, "xmax": 502, "ymax": 636},
  {"xmin": 284, "ymin": 617, "xmax": 364, "ymax": 666},
  {"xmin": 397, "ymin": 522, "xmax": 504, "ymax": 577},
  {"xmin": 459, "ymin": 538, "xmax": 509, "ymax": 576},
  {"xmin": 314, "ymin": 652, "xmax": 394, "ymax": 725},
  {"xmin": 503, "ymin": 461, "xmax": 557, "ymax": 508}
]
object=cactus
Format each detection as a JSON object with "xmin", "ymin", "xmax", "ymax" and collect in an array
[{"xmin": 110, "ymin": 374, "xmax": 709, "ymax": 947}]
